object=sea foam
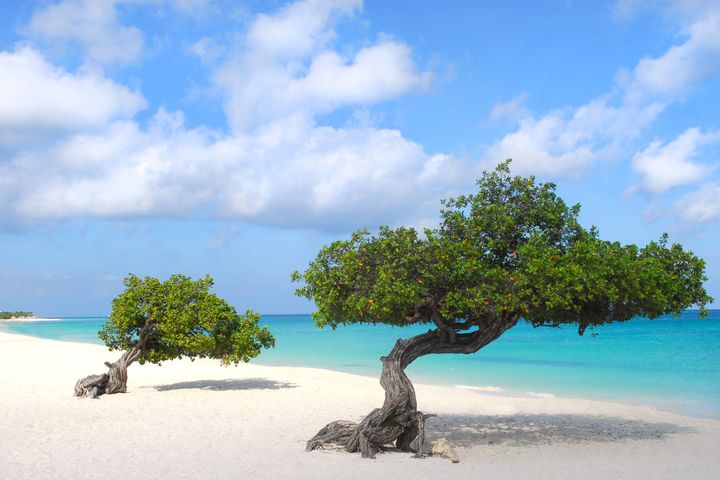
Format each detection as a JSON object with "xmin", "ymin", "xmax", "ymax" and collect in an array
[{"xmin": 455, "ymin": 384, "xmax": 505, "ymax": 393}]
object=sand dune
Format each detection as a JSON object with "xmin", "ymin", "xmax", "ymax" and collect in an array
[{"xmin": 1, "ymin": 330, "xmax": 718, "ymax": 479}]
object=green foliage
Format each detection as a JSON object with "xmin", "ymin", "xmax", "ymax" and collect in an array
[
  {"xmin": 293, "ymin": 160, "xmax": 712, "ymax": 333},
  {"xmin": 99, "ymin": 274, "xmax": 275, "ymax": 364},
  {"xmin": 0, "ymin": 311, "xmax": 34, "ymax": 319}
]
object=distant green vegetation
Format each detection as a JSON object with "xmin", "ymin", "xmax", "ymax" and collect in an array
[{"xmin": 0, "ymin": 311, "xmax": 35, "ymax": 319}]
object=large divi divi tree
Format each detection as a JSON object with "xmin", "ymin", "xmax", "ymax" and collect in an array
[
  {"xmin": 75, "ymin": 274, "xmax": 275, "ymax": 398},
  {"xmin": 293, "ymin": 161, "xmax": 712, "ymax": 458}
]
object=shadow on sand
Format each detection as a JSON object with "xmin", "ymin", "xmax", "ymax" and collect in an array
[
  {"xmin": 425, "ymin": 413, "xmax": 694, "ymax": 447},
  {"xmin": 147, "ymin": 378, "xmax": 297, "ymax": 392}
]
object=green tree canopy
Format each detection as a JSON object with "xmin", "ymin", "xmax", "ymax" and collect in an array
[
  {"xmin": 100, "ymin": 274, "xmax": 274, "ymax": 365},
  {"xmin": 76, "ymin": 274, "xmax": 274, "ymax": 397},
  {"xmin": 294, "ymin": 161, "xmax": 711, "ymax": 336}
]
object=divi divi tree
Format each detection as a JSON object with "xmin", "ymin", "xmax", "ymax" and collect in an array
[
  {"xmin": 293, "ymin": 161, "xmax": 711, "ymax": 458},
  {"xmin": 75, "ymin": 274, "xmax": 275, "ymax": 398}
]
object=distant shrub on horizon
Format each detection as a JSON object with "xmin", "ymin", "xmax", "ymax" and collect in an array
[{"xmin": 0, "ymin": 311, "xmax": 35, "ymax": 319}]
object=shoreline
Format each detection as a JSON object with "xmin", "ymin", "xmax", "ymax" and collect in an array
[
  {"xmin": 0, "ymin": 329, "xmax": 670, "ymax": 412},
  {"xmin": 3, "ymin": 328, "xmax": 717, "ymax": 423},
  {"xmin": 1, "ymin": 330, "xmax": 719, "ymax": 479},
  {"xmin": 0, "ymin": 317, "xmax": 61, "ymax": 323},
  {"xmin": 2, "ymin": 325, "xmax": 717, "ymax": 420}
]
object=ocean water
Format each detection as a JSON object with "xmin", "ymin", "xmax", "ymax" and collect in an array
[{"xmin": 2, "ymin": 311, "xmax": 718, "ymax": 418}]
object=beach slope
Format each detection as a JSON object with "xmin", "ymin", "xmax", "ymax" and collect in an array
[{"xmin": 0, "ymin": 331, "xmax": 718, "ymax": 479}]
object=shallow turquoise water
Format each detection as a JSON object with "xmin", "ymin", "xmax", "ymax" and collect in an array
[{"xmin": 2, "ymin": 311, "xmax": 718, "ymax": 418}]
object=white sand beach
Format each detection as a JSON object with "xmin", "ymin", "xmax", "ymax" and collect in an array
[
  {"xmin": 1, "ymin": 330, "xmax": 718, "ymax": 480},
  {"xmin": 0, "ymin": 317, "xmax": 59, "ymax": 323}
]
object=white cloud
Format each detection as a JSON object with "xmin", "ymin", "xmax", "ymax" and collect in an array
[
  {"xmin": 24, "ymin": 0, "xmax": 219, "ymax": 65},
  {"xmin": 485, "ymin": 94, "xmax": 669, "ymax": 177},
  {"xmin": 245, "ymin": 0, "xmax": 360, "ymax": 59},
  {"xmin": 631, "ymin": 128, "xmax": 719, "ymax": 193},
  {"xmin": 485, "ymin": 3, "xmax": 720, "ymax": 179},
  {"xmin": 630, "ymin": 10, "xmax": 720, "ymax": 97},
  {"xmin": 13, "ymin": 0, "xmax": 719, "ymax": 231},
  {"xmin": 215, "ymin": 0, "xmax": 429, "ymax": 132},
  {"xmin": 618, "ymin": 0, "xmax": 720, "ymax": 225},
  {"xmin": 485, "ymin": 110, "xmax": 597, "ymax": 176},
  {"xmin": 25, "ymin": 0, "xmax": 144, "ymax": 65},
  {"xmin": 295, "ymin": 41, "xmax": 432, "ymax": 107},
  {"xmin": 0, "ymin": 46, "xmax": 145, "ymax": 146},
  {"xmin": 5, "ymin": 112, "xmax": 217, "ymax": 220},
  {"xmin": 2, "ymin": 0, "xmax": 449, "ymax": 232},
  {"xmin": 1, "ymin": 108, "xmax": 453, "ymax": 231},
  {"xmin": 675, "ymin": 182, "xmax": 720, "ymax": 222}
]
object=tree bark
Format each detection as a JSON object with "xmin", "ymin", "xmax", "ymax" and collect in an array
[
  {"xmin": 306, "ymin": 314, "xmax": 519, "ymax": 458},
  {"xmin": 74, "ymin": 321, "xmax": 154, "ymax": 398},
  {"xmin": 74, "ymin": 346, "xmax": 141, "ymax": 398}
]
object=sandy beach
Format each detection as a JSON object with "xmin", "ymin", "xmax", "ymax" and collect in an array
[
  {"xmin": 1, "ymin": 330, "xmax": 718, "ymax": 480},
  {"xmin": 0, "ymin": 317, "xmax": 59, "ymax": 322}
]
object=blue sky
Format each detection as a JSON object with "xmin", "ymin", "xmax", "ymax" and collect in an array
[{"xmin": 1, "ymin": 0, "xmax": 718, "ymax": 316}]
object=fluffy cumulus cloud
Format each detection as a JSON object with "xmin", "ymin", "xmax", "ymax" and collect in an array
[
  {"xmin": 631, "ymin": 128, "xmax": 719, "ymax": 193},
  {"xmin": 25, "ymin": 0, "xmax": 145, "ymax": 65},
  {"xmin": 0, "ymin": 46, "xmax": 145, "ymax": 146},
  {"xmin": 1, "ymin": 0, "xmax": 448, "ymax": 231},
  {"xmin": 629, "ymin": 10, "xmax": 720, "ymax": 97},
  {"xmin": 484, "ymin": 95, "xmax": 668, "ymax": 176},
  {"xmin": 2, "ymin": 110, "xmax": 452, "ymax": 230},
  {"xmin": 24, "ymin": 0, "xmax": 218, "ymax": 65},
  {"xmin": 4, "ymin": 0, "xmax": 719, "ymax": 230},
  {"xmin": 215, "ymin": 0, "xmax": 430, "ymax": 131},
  {"xmin": 485, "ymin": 2, "xmax": 720, "ymax": 178},
  {"xmin": 674, "ymin": 182, "xmax": 720, "ymax": 222}
]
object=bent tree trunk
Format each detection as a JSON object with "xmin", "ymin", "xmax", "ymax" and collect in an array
[
  {"xmin": 74, "ymin": 346, "xmax": 142, "ymax": 398},
  {"xmin": 306, "ymin": 315, "xmax": 519, "ymax": 458},
  {"xmin": 74, "ymin": 321, "xmax": 154, "ymax": 398}
]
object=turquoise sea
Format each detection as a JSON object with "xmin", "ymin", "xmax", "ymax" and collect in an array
[{"xmin": 2, "ymin": 311, "xmax": 718, "ymax": 418}]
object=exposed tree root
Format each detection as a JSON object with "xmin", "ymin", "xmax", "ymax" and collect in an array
[
  {"xmin": 307, "ymin": 412, "xmax": 436, "ymax": 458},
  {"xmin": 307, "ymin": 333, "xmax": 438, "ymax": 458},
  {"xmin": 74, "ymin": 347, "xmax": 139, "ymax": 398},
  {"xmin": 74, "ymin": 323, "xmax": 157, "ymax": 398}
]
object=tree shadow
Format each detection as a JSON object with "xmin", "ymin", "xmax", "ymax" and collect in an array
[
  {"xmin": 425, "ymin": 413, "xmax": 695, "ymax": 447},
  {"xmin": 147, "ymin": 378, "xmax": 297, "ymax": 392}
]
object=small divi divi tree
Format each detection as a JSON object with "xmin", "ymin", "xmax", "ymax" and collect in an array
[
  {"xmin": 75, "ymin": 274, "xmax": 275, "ymax": 398},
  {"xmin": 293, "ymin": 161, "xmax": 712, "ymax": 458}
]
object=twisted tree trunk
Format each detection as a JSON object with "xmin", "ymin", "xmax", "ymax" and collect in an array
[
  {"xmin": 74, "ymin": 322, "xmax": 154, "ymax": 398},
  {"xmin": 306, "ymin": 314, "xmax": 519, "ymax": 458},
  {"xmin": 74, "ymin": 346, "xmax": 142, "ymax": 398}
]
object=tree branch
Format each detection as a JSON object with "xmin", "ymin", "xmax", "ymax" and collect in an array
[
  {"xmin": 432, "ymin": 310, "xmax": 456, "ymax": 343},
  {"xmin": 533, "ymin": 321, "xmax": 561, "ymax": 329},
  {"xmin": 397, "ymin": 313, "xmax": 521, "ymax": 368}
]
